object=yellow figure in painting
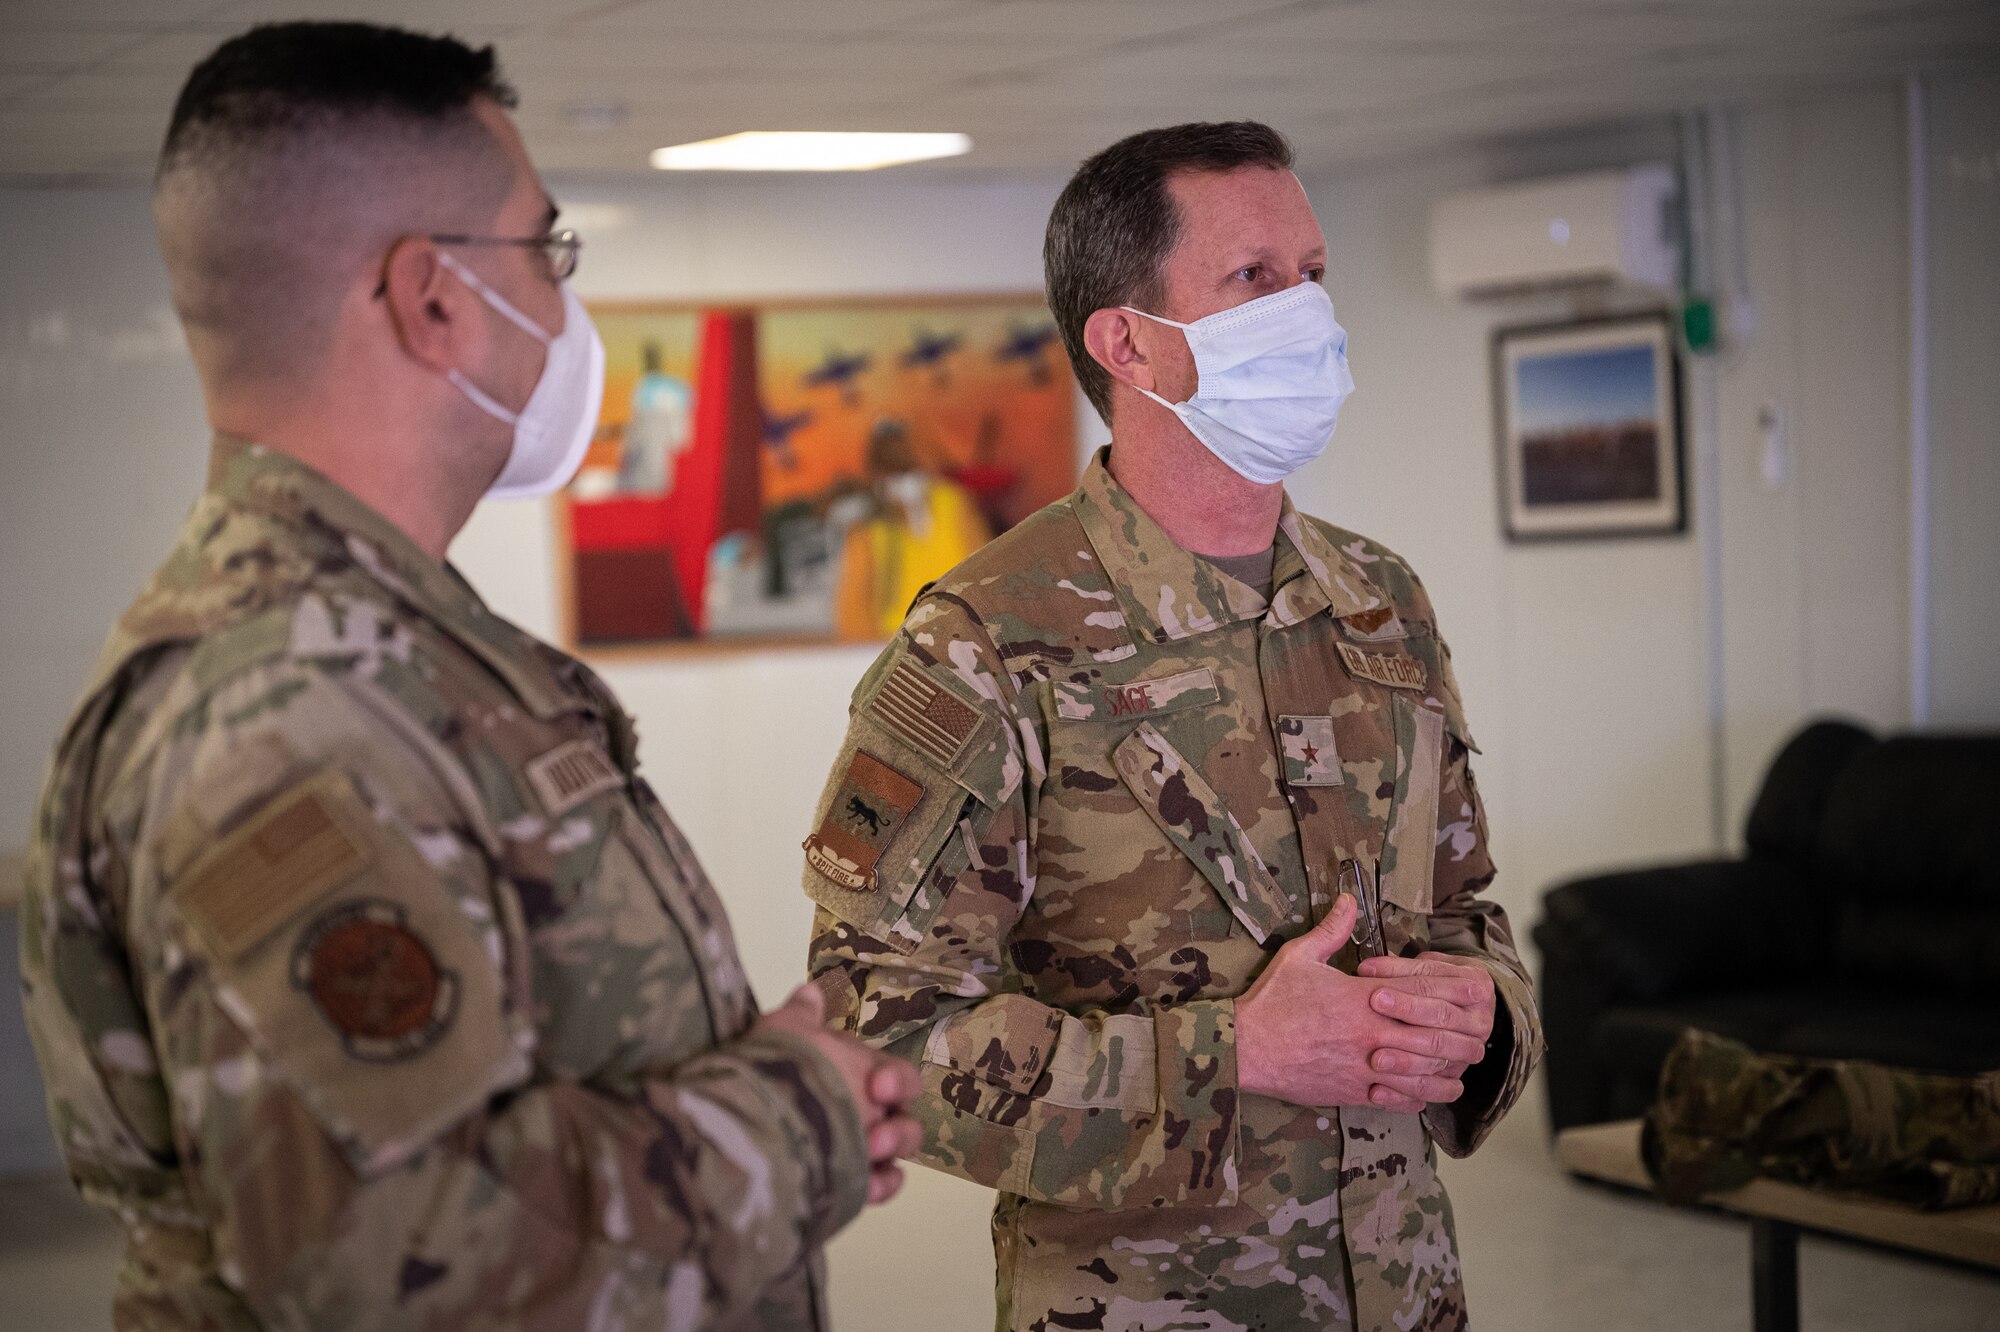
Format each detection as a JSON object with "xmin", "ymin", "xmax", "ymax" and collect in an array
[{"xmin": 836, "ymin": 419, "xmax": 992, "ymax": 639}]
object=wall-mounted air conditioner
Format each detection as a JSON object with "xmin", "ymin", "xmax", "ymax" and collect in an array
[{"xmin": 1428, "ymin": 163, "xmax": 1681, "ymax": 298}]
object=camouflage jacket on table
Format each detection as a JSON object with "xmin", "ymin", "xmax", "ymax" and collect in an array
[
  {"xmin": 18, "ymin": 438, "xmax": 869, "ymax": 1332},
  {"xmin": 801, "ymin": 449, "xmax": 1544, "ymax": 1332},
  {"xmin": 1644, "ymin": 1029, "xmax": 2000, "ymax": 1210}
]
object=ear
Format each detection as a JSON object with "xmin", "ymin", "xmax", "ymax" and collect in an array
[
  {"xmin": 1082, "ymin": 307, "xmax": 1165, "ymax": 397},
  {"xmin": 379, "ymin": 237, "xmax": 484, "ymax": 375}
]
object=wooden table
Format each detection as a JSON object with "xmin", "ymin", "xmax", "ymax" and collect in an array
[{"xmin": 1557, "ymin": 1118, "xmax": 2000, "ymax": 1332}]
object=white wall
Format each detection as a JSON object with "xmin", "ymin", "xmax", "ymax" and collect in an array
[
  {"xmin": 1290, "ymin": 119, "xmax": 1714, "ymax": 926},
  {"xmin": 1713, "ymin": 87, "xmax": 1918, "ymax": 830},
  {"xmin": 0, "ymin": 190, "xmax": 211, "ymax": 850},
  {"xmin": 0, "ymin": 191, "xmax": 212, "ymax": 1176},
  {"xmin": 1924, "ymin": 74, "xmax": 2000, "ymax": 728},
  {"xmin": 0, "ymin": 79, "xmax": 1960, "ymax": 1326}
]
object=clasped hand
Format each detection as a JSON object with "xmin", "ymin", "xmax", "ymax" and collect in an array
[
  {"xmin": 1235, "ymin": 894, "xmax": 1496, "ymax": 1115},
  {"xmin": 758, "ymin": 982, "xmax": 923, "ymax": 1206}
]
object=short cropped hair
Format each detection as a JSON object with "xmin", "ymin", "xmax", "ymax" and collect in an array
[
  {"xmin": 155, "ymin": 23, "xmax": 519, "ymax": 387},
  {"xmin": 1044, "ymin": 121, "xmax": 1294, "ymax": 422}
]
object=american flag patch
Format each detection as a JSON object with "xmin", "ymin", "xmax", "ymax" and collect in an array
[{"xmin": 871, "ymin": 660, "xmax": 981, "ymax": 768}]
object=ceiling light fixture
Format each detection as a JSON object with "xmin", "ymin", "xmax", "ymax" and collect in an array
[{"xmin": 649, "ymin": 131, "xmax": 972, "ymax": 172}]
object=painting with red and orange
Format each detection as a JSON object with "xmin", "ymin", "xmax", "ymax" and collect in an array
[
  {"xmin": 757, "ymin": 302, "xmax": 1074, "ymax": 529},
  {"xmin": 565, "ymin": 296, "xmax": 1075, "ymax": 648}
]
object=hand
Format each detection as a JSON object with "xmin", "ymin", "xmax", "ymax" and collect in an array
[
  {"xmin": 1355, "ymin": 951, "xmax": 1497, "ymax": 1096},
  {"xmin": 1235, "ymin": 896, "xmax": 1486, "ymax": 1114},
  {"xmin": 758, "ymin": 982, "xmax": 923, "ymax": 1205}
]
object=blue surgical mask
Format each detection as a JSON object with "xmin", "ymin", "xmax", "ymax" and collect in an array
[{"xmin": 1123, "ymin": 282, "xmax": 1355, "ymax": 486}]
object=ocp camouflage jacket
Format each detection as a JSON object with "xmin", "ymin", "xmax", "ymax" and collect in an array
[
  {"xmin": 20, "ymin": 438, "xmax": 869, "ymax": 1331},
  {"xmin": 803, "ymin": 449, "xmax": 1544, "ymax": 1332}
]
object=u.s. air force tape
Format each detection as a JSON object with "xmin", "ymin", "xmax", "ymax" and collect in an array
[{"xmin": 1335, "ymin": 641, "xmax": 1426, "ymax": 691}]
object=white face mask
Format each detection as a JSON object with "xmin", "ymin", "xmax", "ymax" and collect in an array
[
  {"xmin": 436, "ymin": 249, "xmax": 606, "ymax": 500},
  {"xmin": 1124, "ymin": 281, "xmax": 1356, "ymax": 486}
]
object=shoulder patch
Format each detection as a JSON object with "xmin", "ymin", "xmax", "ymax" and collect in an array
[
  {"xmin": 869, "ymin": 659, "xmax": 982, "ymax": 769},
  {"xmin": 804, "ymin": 750, "xmax": 925, "ymax": 891},
  {"xmin": 290, "ymin": 899, "xmax": 458, "ymax": 1062},
  {"xmin": 175, "ymin": 772, "xmax": 371, "ymax": 961},
  {"xmin": 1336, "ymin": 641, "xmax": 1427, "ymax": 692},
  {"xmin": 526, "ymin": 740, "xmax": 624, "ymax": 815}
]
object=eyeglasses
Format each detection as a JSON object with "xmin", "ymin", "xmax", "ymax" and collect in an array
[{"xmin": 429, "ymin": 228, "xmax": 582, "ymax": 281}]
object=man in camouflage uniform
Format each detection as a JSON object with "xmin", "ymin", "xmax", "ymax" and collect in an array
[
  {"xmin": 19, "ymin": 23, "xmax": 917, "ymax": 1330},
  {"xmin": 802, "ymin": 123, "xmax": 1543, "ymax": 1330}
]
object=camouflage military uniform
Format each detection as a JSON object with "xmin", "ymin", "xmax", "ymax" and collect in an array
[
  {"xmin": 19, "ymin": 437, "xmax": 870, "ymax": 1331},
  {"xmin": 802, "ymin": 449, "xmax": 1542, "ymax": 1332},
  {"xmin": 1644, "ymin": 1029, "xmax": 2000, "ymax": 1210}
]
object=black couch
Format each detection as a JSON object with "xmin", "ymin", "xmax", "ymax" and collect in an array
[{"xmin": 1533, "ymin": 719, "xmax": 2000, "ymax": 1133}]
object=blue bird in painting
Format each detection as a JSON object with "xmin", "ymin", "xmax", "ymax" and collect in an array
[
  {"xmin": 802, "ymin": 346, "xmax": 872, "ymax": 405},
  {"xmin": 899, "ymin": 325, "xmax": 964, "ymax": 386},
  {"xmin": 994, "ymin": 321, "xmax": 1060, "ymax": 386},
  {"xmin": 762, "ymin": 407, "xmax": 813, "ymax": 470}
]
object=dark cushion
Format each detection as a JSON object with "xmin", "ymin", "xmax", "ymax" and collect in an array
[
  {"xmin": 1833, "ymin": 898, "xmax": 2000, "ymax": 999},
  {"xmin": 1743, "ymin": 719, "xmax": 1875, "ymax": 867},
  {"xmin": 1817, "ymin": 734, "xmax": 2000, "ymax": 908},
  {"xmin": 1539, "ymin": 858, "xmax": 1824, "ymax": 1003},
  {"xmin": 1591, "ymin": 986, "xmax": 2000, "ymax": 1087}
]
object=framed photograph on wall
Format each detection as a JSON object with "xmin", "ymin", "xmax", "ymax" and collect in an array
[{"xmin": 1492, "ymin": 311, "xmax": 1685, "ymax": 541}]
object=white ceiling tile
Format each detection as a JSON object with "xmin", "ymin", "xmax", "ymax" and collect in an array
[
  {"xmin": 900, "ymin": 0, "xmax": 1309, "ymax": 40},
  {"xmin": 1232, "ymin": 2, "xmax": 1544, "ymax": 47},
  {"xmin": 209, "ymin": 0, "xmax": 579, "ymax": 28},
  {"xmin": 0, "ymin": 23, "xmax": 150, "ymax": 72},
  {"xmin": 2, "ymin": 2, "xmax": 237, "ymax": 23},
  {"xmin": 26, "ymin": 69, "xmax": 187, "ymax": 110},
  {"xmin": 0, "ymin": 102, "xmax": 169, "ymax": 134},
  {"xmin": 5, "ymin": 0, "xmax": 1998, "ymax": 181},
  {"xmin": 562, "ymin": 0, "xmax": 973, "ymax": 38},
  {"xmin": 90, "ymin": 29, "xmax": 253, "ymax": 73}
]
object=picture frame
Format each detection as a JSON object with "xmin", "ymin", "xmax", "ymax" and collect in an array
[
  {"xmin": 1492, "ymin": 311, "xmax": 1685, "ymax": 541},
  {"xmin": 559, "ymin": 292, "xmax": 1076, "ymax": 655}
]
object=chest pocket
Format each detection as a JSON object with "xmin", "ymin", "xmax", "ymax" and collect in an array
[
  {"xmin": 524, "ymin": 803, "xmax": 736, "ymax": 1086},
  {"xmin": 505, "ymin": 749, "xmax": 751, "ymax": 1084},
  {"xmin": 1111, "ymin": 720, "xmax": 1293, "ymax": 945}
]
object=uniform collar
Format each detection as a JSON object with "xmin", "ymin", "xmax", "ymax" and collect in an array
[
  {"xmin": 1074, "ymin": 446, "xmax": 1388, "ymax": 644},
  {"xmin": 202, "ymin": 434, "xmax": 576, "ymax": 719}
]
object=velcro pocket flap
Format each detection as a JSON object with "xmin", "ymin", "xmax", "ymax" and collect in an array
[
  {"xmin": 1111, "ymin": 721, "xmax": 1292, "ymax": 945},
  {"xmin": 1407, "ymin": 633, "xmax": 1480, "ymax": 754},
  {"xmin": 923, "ymin": 993, "xmax": 1062, "ymax": 1096},
  {"xmin": 1380, "ymin": 697, "xmax": 1445, "ymax": 913},
  {"xmin": 878, "ymin": 800, "xmax": 979, "ymax": 955},
  {"xmin": 171, "ymin": 771, "xmax": 527, "ymax": 1177}
]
